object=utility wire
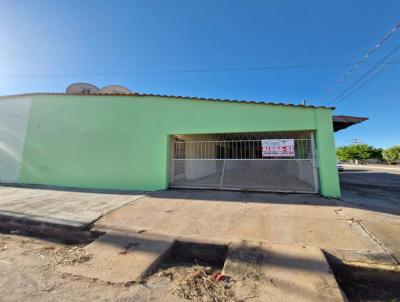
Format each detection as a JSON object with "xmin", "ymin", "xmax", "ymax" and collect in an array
[
  {"xmin": 319, "ymin": 21, "xmax": 400, "ymax": 102},
  {"xmin": 330, "ymin": 57, "xmax": 399, "ymax": 105},
  {"xmin": 2, "ymin": 61, "xmax": 400, "ymax": 79},
  {"xmin": 329, "ymin": 44, "xmax": 400, "ymax": 105}
]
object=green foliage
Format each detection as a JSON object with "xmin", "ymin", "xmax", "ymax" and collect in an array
[
  {"xmin": 382, "ymin": 146, "xmax": 400, "ymax": 164},
  {"xmin": 336, "ymin": 146, "xmax": 352, "ymax": 161},
  {"xmin": 370, "ymin": 147, "xmax": 383, "ymax": 161},
  {"xmin": 336, "ymin": 144, "xmax": 382, "ymax": 162}
]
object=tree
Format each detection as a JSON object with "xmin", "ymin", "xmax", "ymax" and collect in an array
[
  {"xmin": 382, "ymin": 146, "xmax": 400, "ymax": 164},
  {"xmin": 336, "ymin": 146, "xmax": 353, "ymax": 161},
  {"xmin": 370, "ymin": 147, "xmax": 384, "ymax": 161},
  {"xmin": 336, "ymin": 144, "xmax": 382, "ymax": 163}
]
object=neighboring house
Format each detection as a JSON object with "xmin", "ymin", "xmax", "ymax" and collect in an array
[{"xmin": 0, "ymin": 92, "xmax": 366, "ymax": 198}]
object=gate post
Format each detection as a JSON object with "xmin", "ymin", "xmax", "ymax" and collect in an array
[{"xmin": 310, "ymin": 132, "xmax": 319, "ymax": 193}]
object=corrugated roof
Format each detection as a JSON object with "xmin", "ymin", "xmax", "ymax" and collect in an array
[
  {"xmin": 0, "ymin": 92, "xmax": 335, "ymax": 110},
  {"xmin": 332, "ymin": 115, "xmax": 368, "ymax": 132},
  {"xmin": 332, "ymin": 115, "xmax": 368, "ymax": 123}
]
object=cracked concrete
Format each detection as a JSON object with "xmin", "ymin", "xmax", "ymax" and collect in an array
[
  {"xmin": 94, "ymin": 190, "xmax": 387, "ymax": 263},
  {"xmin": 223, "ymin": 240, "xmax": 346, "ymax": 302}
]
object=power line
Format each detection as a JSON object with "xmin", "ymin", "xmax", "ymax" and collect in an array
[
  {"xmin": 328, "ymin": 44, "xmax": 400, "ymax": 105},
  {"xmin": 328, "ymin": 62, "xmax": 396, "ymax": 106},
  {"xmin": 2, "ymin": 60, "xmax": 400, "ymax": 79},
  {"xmin": 319, "ymin": 21, "xmax": 400, "ymax": 101}
]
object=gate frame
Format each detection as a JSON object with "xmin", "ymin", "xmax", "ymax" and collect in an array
[
  {"xmin": 168, "ymin": 132, "xmax": 320, "ymax": 194},
  {"xmin": 310, "ymin": 131, "xmax": 320, "ymax": 193}
]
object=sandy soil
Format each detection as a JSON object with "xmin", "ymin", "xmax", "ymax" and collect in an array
[
  {"xmin": 0, "ymin": 233, "xmax": 186, "ymax": 302},
  {"xmin": 2, "ymin": 232, "xmax": 399, "ymax": 302}
]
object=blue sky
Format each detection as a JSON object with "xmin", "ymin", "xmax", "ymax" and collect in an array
[{"xmin": 0, "ymin": 0, "xmax": 399, "ymax": 148}]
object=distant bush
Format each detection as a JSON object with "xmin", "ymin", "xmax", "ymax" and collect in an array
[
  {"xmin": 382, "ymin": 146, "xmax": 400, "ymax": 164},
  {"xmin": 336, "ymin": 144, "xmax": 382, "ymax": 163}
]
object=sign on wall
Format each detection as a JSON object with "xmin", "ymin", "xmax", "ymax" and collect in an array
[{"xmin": 262, "ymin": 139, "xmax": 295, "ymax": 157}]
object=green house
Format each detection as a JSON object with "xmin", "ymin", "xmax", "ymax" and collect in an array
[{"xmin": 0, "ymin": 92, "xmax": 366, "ymax": 197}]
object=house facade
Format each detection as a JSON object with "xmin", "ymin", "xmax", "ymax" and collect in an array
[{"xmin": 0, "ymin": 93, "xmax": 341, "ymax": 197}]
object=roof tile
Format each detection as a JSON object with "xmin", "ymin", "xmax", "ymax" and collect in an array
[{"xmin": 0, "ymin": 92, "xmax": 335, "ymax": 110}]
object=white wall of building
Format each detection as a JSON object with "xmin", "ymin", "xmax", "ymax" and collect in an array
[{"xmin": 0, "ymin": 96, "xmax": 32, "ymax": 183}]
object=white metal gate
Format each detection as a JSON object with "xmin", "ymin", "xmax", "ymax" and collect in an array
[{"xmin": 170, "ymin": 136, "xmax": 319, "ymax": 193}]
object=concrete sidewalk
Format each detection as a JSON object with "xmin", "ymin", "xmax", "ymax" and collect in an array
[
  {"xmin": 1, "ymin": 186, "xmax": 399, "ymax": 300},
  {"xmin": 0, "ymin": 185, "xmax": 144, "ymax": 240},
  {"xmin": 1, "ymin": 186, "xmax": 398, "ymax": 267},
  {"xmin": 223, "ymin": 241, "xmax": 345, "ymax": 302},
  {"xmin": 58, "ymin": 228, "xmax": 346, "ymax": 301},
  {"xmin": 67, "ymin": 188, "xmax": 396, "ymax": 301},
  {"xmin": 94, "ymin": 190, "xmax": 393, "ymax": 263}
]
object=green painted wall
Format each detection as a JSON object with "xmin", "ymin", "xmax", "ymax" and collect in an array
[
  {"xmin": 315, "ymin": 109, "xmax": 341, "ymax": 197},
  {"xmin": 20, "ymin": 95, "xmax": 340, "ymax": 197}
]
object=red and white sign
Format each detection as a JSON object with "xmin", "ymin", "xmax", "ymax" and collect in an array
[{"xmin": 262, "ymin": 139, "xmax": 295, "ymax": 157}]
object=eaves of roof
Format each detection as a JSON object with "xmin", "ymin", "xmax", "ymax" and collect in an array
[{"xmin": 0, "ymin": 92, "xmax": 335, "ymax": 110}]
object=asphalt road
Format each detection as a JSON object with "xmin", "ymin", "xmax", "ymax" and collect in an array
[
  {"xmin": 340, "ymin": 164, "xmax": 400, "ymax": 190},
  {"xmin": 340, "ymin": 164, "xmax": 400, "ymax": 215}
]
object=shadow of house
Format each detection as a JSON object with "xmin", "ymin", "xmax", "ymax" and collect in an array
[{"xmin": 325, "ymin": 252, "xmax": 400, "ymax": 301}]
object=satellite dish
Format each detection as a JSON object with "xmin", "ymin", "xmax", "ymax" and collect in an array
[
  {"xmin": 99, "ymin": 85, "xmax": 131, "ymax": 94},
  {"xmin": 66, "ymin": 83, "xmax": 99, "ymax": 94}
]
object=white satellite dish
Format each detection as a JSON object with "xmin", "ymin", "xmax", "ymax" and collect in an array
[
  {"xmin": 99, "ymin": 85, "xmax": 131, "ymax": 95},
  {"xmin": 66, "ymin": 83, "xmax": 99, "ymax": 94}
]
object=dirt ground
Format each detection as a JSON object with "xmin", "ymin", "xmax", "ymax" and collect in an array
[
  {"xmin": 0, "ymin": 233, "xmax": 243, "ymax": 302},
  {"xmin": 0, "ymin": 233, "xmax": 190, "ymax": 302},
  {"xmin": 2, "ymin": 232, "xmax": 399, "ymax": 302}
]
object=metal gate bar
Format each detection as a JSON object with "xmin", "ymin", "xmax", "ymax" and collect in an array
[{"xmin": 170, "ymin": 138, "xmax": 318, "ymax": 193}]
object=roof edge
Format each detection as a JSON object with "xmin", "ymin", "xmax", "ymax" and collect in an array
[
  {"xmin": 332, "ymin": 115, "xmax": 368, "ymax": 132},
  {"xmin": 0, "ymin": 92, "xmax": 335, "ymax": 110}
]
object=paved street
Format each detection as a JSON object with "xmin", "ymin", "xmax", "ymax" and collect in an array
[
  {"xmin": 340, "ymin": 164, "xmax": 400, "ymax": 190},
  {"xmin": 339, "ymin": 164, "xmax": 400, "ymax": 263},
  {"xmin": 340, "ymin": 164, "xmax": 400, "ymax": 215}
]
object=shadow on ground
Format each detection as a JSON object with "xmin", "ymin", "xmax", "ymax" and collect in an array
[
  {"xmin": 59, "ymin": 230, "xmax": 400, "ymax": 301},
  {"xmin": 339, "ymin": 170, "xmax": 400, "ymax": 191},
  {"xmin": 325, "ymin": 252, "xmax": 400, "ymax": 302}
]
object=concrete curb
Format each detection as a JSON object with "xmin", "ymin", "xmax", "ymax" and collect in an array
[
  {"xmin": 342, "ymin": 164, "xmax": 400, "ymax": 171},
  {"xmin": 0, "ymin": 212, "xmax": 101, "ymax": 243}
]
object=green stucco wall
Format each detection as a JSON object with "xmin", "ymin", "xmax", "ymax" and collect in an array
[{"xmin": 19, "ymin": 95, "xmax": 340, "ymax": 197}]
